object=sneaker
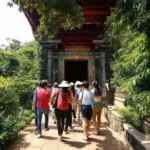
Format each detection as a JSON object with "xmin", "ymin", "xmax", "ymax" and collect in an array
[{"xmin": 37, "ymin": 134, "xmax": 42, "ymax": 138}]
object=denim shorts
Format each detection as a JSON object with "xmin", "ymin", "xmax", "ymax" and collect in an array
[{"xmin": 81, "ymin": 105, "xmax": 92, "ymax": 120}]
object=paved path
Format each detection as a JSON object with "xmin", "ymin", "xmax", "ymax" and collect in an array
[{"xmin": 7, "ymin": 115, "xmax": 129, "ymax": 150}]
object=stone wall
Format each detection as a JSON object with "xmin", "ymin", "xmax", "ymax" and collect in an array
[
  {"xmin": 108, "ymin": 88, "xmax": 150, "ymax": 135},
  {"xmin": 104, "ymin": 106, "xmax": 150, "ymax": 150},
  {"xmin": 111, "ymin": 88, "xmax": 125, "ymax": 108}
]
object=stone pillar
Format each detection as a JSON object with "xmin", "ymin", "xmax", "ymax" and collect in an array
[
  {"xmin": 89, "ymin": 55, "xmax": 96, "ymax": 85},
  {"xmin": 93, "ymin": 39, "xmax": 110, "ymax": 98},
  {"xmin": 58, "ymin": 53, "xmax": 64, "ymax": 82},
  {"xmin": 100, "ymin": 51, "xmax": 106, "ymax": 97},
  {"xmin": 51, "ymin": 58, "xmax": 59, "ymax": 83},
  {"xmin": 105, "ymin": 52, "xmax": 111, "ymax": 81},
  {"xmin": 40, "ymin": 39, "xmax": 61, "ymax": 82},
  {"xmin": 39, "ymin": 43, "xmax": 48, "ymax": 79},
  {"xmin": 47, "ymin": 51, "xmax": 52, "ymax": 83}
]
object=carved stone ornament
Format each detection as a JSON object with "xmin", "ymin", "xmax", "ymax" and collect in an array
[{"xmin": 64, "ymin": 55, "xmax": 88, "ymax": 60}]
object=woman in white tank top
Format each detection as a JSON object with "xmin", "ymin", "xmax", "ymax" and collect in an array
[{"xmin": 78, "ymin": 81, "xmax": 93, "ymax": 141}]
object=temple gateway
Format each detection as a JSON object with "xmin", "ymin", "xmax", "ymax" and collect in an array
[{"xmin": 24, "ymin": 0, "xmax": 115, "ymax": 92}]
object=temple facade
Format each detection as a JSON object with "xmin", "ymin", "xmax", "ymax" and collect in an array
[{"xmin": 24, "ymin": 0, "xmax": 115, "ymax": 92}]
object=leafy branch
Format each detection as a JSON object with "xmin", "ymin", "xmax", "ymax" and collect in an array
[{"xmin": 8, "ymin": 0, "xmax": 84, "ymax": 39}]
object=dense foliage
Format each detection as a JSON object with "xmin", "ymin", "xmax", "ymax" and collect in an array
[
  {"xmin": 106, "ymin": 0, "xmax": 150, "ymax": 122},
  {"xmin": 0, "ymin": 41, "xmax": 40, "ymax": 148},
  {"xmin": 8, "ymin": 0, "xmax": 84, "ymax": 39},
  {"xmin": 118, "ymin": 107, "xmax": 143, "ymax": 131}
]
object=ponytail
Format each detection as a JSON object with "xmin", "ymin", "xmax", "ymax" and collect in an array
[{"xmin": 92, "ymin": 81, "xmax": 102, "ymax": 96}]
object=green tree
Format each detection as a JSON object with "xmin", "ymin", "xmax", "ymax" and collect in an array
[
  {"xmin": 6, "ymin": 38, "xmax": 23, "ymax": 51},
  {"xmin": 0, "ymin": 38, "xmax": 23, "ymax": 51},
  {"xmin": 106, "ymin": 0, "xmax": 150, "ymax": 120},
  {"xmin": 9, "ymin": 0, "xmax": 84, "ymax": 39}
]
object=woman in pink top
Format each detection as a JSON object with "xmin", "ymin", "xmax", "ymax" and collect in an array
[{"xmin": 50, "ymin": 81, "xmax": 70, "ymax": 141}]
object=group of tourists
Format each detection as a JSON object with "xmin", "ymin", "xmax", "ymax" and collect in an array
[{"xmin": 32, "ymin": 80, "xmax": 103, "ymax": 141}]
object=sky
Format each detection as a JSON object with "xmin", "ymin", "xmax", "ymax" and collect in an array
[{"xmin": 0, "ymin": 0, "xmax": 34, "ymax": 45}]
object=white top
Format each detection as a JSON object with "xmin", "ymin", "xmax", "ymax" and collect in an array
[
  {"xmin": 78, "ymin": 90, "xmax": 93, "ymax": 105},
  {"xmin": 91, "ymin": 88, "xmax": 94, "ymax": 94},
  {"xmin": 75, "ymin": 87, "xmax": 80, "ymax": 96}
]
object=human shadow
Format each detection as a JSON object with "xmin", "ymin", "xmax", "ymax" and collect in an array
[
  {"xmin": 63, "ymin": 139, "xmax": 86, "ymax": 149},
  {"xmin": 73, "ymin": 128, "xmax": 83, "ymax": 133},
  {"xmin": 49, "ymin": 125, "xmax": 57, "ymax": 130},
  {"xmin": 23, "ymin": 127, "xmax": 36, "ymax": 133},
  {"xmin": 62, "ymin": 137, "xmax": 70, "ymax": 139},
  {"xmin": 41, "ymin": 124, "xmax": 57, "ymax": 130},
  {"xmin": 42, "ymin": 135, "xmax": 57, "ymax": 140},
  {"xmin": 88, "ymin": 128, "xmax": 128, "ymax": 150}
]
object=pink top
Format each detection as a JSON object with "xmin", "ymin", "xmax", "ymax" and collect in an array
[{"xmin": 53, "ymin": 89, "xmax": 70, "ymax": 110}]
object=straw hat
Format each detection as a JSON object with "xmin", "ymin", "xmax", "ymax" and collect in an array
[
  {"xmin": 75, "ymin": 81, "xmax": 82, "ymax": 86},
  {"xmin": 70, "ymin": 82, "xmax": 75, "ymax": 86},
  {"xmin": 58, "ymin": 81, "xmax": 70, "ymax": 88}
]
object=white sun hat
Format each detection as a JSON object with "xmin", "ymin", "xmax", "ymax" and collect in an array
[
  {"xmin": 75, "ymin": 81, "xmax": 82, "ymax": 86},
  {"xmin": 58, "ymin": 81, "xmax": 70, "ymax": 88},
  {"xmin": 70, "ymin": 82, "xmax": 75, "ymax": 86}
]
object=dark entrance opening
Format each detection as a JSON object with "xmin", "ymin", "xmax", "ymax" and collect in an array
[{"xmin": 65, "ymin": 60, "xmax": 88, "ymax": 82}]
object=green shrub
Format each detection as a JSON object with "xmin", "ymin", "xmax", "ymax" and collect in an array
[
  {"xmin": 0, "ymin": 106, "xmax": 34, "ymax": 147},
  {"xmin": 0, "ymin": 41, "xmax": 40, "ymax": 148},
  {"xmin": 0, "ymin": 86, "xmax": 19, "ymax": 117},
  {"xmin": 0, "ymin": 83, "xmax": 36, "ymax": 148},
  {"xmin": 118, "ymin": 107, "xmax": 143, "ymax": 132}
]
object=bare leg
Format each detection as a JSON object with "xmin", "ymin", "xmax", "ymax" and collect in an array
[
  {"xmin": 82, "ymin": 118, "xmax": 88, "ymax": 139},
  {"xmin": 92, "ymin": 109, "xmax": 98, "ymax": 133},
  {"xmin": 87, "ymin": 120, "xmax": 91, "ymax": 135},
  {"xmin": 97, "ymin": 109, "xmax": 102, "ymax": 133},
  {"xmin": 77, "ymin": 103, "xmax": 81, "ymax": 121}
]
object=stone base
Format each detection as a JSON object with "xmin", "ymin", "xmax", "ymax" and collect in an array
[{"xmin": 103, "ymin": 106, "xmax": 150, "ymax": 150}]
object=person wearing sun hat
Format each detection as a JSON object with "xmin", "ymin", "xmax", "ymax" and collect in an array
[
  {"xmin": 75, "ymin": 81, "xmax": 82, "ymax": 95},
  {"xmin": 50, "ymin": 81, "xmax": 71, "ymax": 141}
]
